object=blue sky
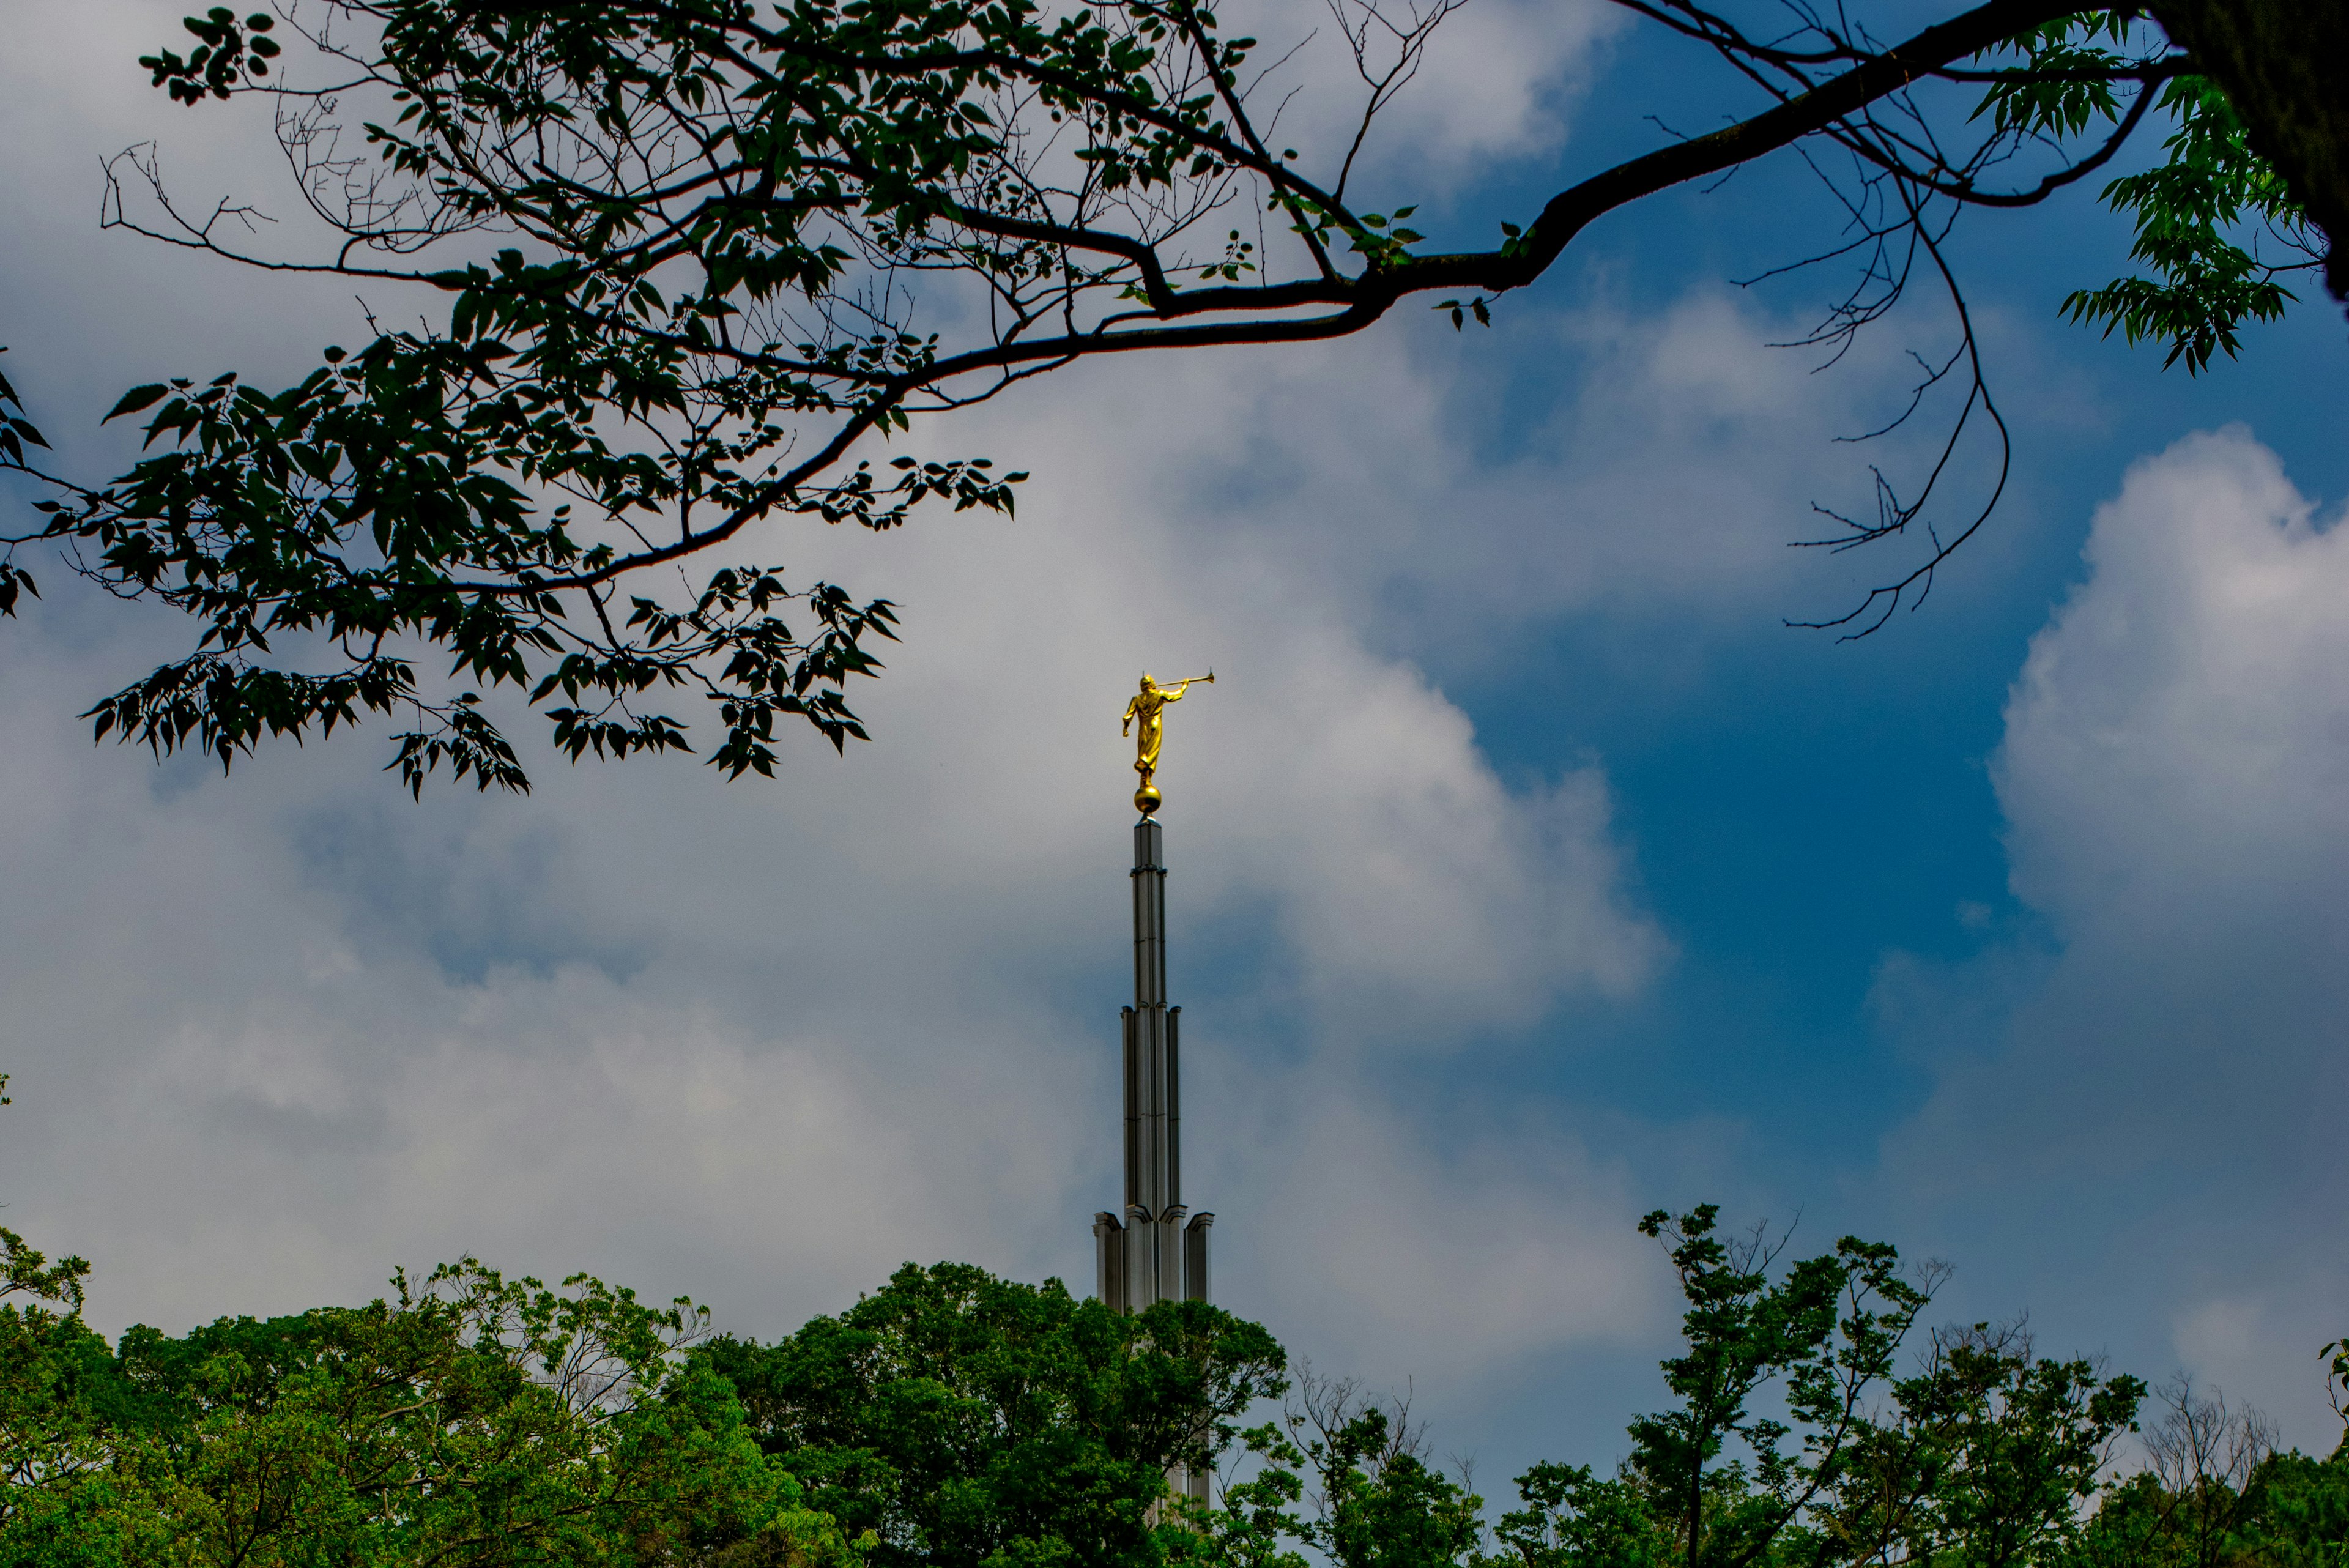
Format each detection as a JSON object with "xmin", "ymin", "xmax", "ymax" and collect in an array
[{"xmin": 4, "ymin": 0, "xmax": 2347, "ymax": 1503}]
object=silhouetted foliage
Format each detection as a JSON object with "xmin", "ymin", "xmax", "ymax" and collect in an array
[{"xmin": 0, "ymin": 2, "xmax": 2331, "ymax": 787}]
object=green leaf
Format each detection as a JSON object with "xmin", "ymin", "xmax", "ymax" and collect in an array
[
  {"xmin": 2065, "ymin": 75, "xmax": 2310, "ymax": 374},
  {"xmin": 102, "ymin": 384, "xmax": 171, "ymax": 423}
]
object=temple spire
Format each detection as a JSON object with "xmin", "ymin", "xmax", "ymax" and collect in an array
[
  {"xmin": 1094, "ymin": 677, "xmax": 1212, "ymax": 1373},
  {"xmin": 1094, "ymin": 675, "xmax": 1215, "ymax": 1502},
  {"xmin": 1093, "ymin": 814, "xmax": 1213, "ymax": 1313}
]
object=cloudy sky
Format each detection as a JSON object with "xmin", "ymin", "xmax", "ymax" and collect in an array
[{"xmin": 4, "ymin": 0, "xmax": 2347, "ymax": 1493}]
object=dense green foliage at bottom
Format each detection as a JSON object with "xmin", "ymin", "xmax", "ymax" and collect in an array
[{"xmin": 4, "ymin": 1209, "xmax": 2344, "ymax": 1567}]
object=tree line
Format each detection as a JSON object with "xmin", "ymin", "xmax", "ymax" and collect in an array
[{"xmin": 6, "ymin": 1201, "xmax": 2342, "ymax": 1566}]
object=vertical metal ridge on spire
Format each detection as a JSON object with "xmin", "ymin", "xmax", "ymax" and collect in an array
[{"xmin": 1132, "ymin": 818, "xmax": 1165, "ymax": 1005}]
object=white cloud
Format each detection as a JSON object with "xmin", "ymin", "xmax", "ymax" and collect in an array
[
  {"xmin": 1999, "ymin": 428, "xmax": 2349, "ymax": 928},
  {"xmin": 1217, "ymin": 1085, "xmax": 1661, "ymax": 1391},
  {"xmin": 1228, "ymin": 0, "xmax": 1624, "ymax": 191},
  {"xmin": 1878, "ymin": 428, "xmax": 2349, "ymax": 1450}
]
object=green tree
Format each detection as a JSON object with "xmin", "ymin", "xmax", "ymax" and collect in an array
[
  {"xmin": 1273, "ymin": 1373, "xmax": 1487, "ymax": 1568},
  {"xmin": 2235, "ymin": 1446, "xmax": 2349, "ymax": 1568},
  {"xmin": 1981, "ymin": 15, "xmax": 2326, "ymax": 373},
  {"xmin": 0, "ymin": 2, "xmax": 2332, "ymax": 790},
  {"xmin": 696, "ymin": 1265, "xmax": 1504, "ymax": 1568},
  {"xmin": 0, "ymin": 1253, "xmax": 861, "ymax": 1566},
  {"xmin": 0, "ymin": 1225, "xmax": 132, "ymax": 1567},
  {"xmin": 2145, "ymin": 0, "xmax": 2349, "ymax": 302},
  {"xmin": 0, "ymin": 1077, "xmax": 125, "ymax": 1566},
  {"xmin": 2227, "ymin": 1335, "xmax": 2349, "ymax": 1561},
  {"xmin": 1811, "ymin": 1320, "xmax": 2142, "ymax": 1567},
  {"xmin": 1618, "ymin": 1205, "xmax": 1939, "ymax": 1568},
  {"xmin": 2064, "ymin": 1373, "xmax": 2349, "ymax": 1568},
  {"xmin": 1486, "ymin": 1461, "xmax": 1677, "ymax": 1568},
  {"xmin": 694, "ymin": 1261, "xmax": 1286, "ymax": 1568},
  {"xmin": 1476, "ymin": 1208, "xmax": 2140, "ymax": 1568}
]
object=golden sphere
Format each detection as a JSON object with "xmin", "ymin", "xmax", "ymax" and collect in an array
[{"xmin": 1134, "ymin": 784, "xmax": 1162, "ymax": 816}]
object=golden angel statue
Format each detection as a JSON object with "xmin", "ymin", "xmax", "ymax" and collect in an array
[{"xmin": 1122, "ymin": 671, "xmax": 1212, "ymax": 814}]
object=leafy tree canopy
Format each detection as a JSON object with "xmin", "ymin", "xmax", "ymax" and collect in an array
[
  {"xmin": 0, "ymin": 1250, "xmax": 862, "ymax": 1566},
  {"xmin": 4, "ymin": 1205, "xmax": 2348, "ymax": 1566},
  {"xmin": 692, "ymin": 1261, "xmax": 1286, "ymax": 1568},
  {"xmin": 0, "ymin": 2, "xmax": 2333, "ymax": 791}
]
